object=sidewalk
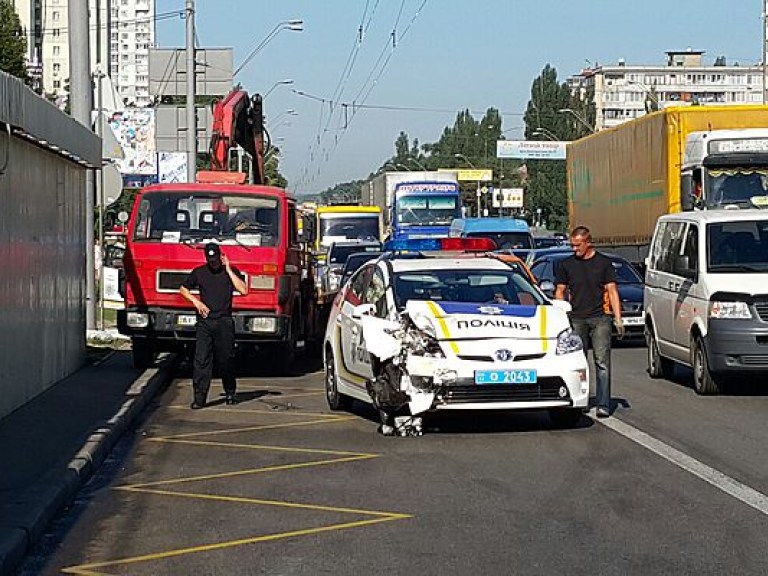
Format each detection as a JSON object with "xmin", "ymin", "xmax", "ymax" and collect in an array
[{"xmin": 0, "ymin": 350, "xmax": 178, "ymax": 575}]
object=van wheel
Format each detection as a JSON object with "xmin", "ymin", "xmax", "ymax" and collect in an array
[
  {"xmin": 132, "ymin": 339, "xmax": 154, "ymax": 370},
  {"xmin": 692, "ymin": 336, "xmax": 721, "ymax": 395},
  {"xmin": 646, "ymin": 327, "xmax": 674, "ymax": 379}
]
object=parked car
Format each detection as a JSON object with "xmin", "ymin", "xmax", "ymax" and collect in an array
[
  {"xmin": 322, "ymin": 240, "xmax": 382, "ymax": 295},
  {"xmin": 530, "ymin": 252, "xmax": 645, "ymax": 339},
  {"xmin": 338, "ymin": 250, "xmax": 384, "ymax": 289},
  {"xmin": 534, "ymin": 236, "xmax": 566, "ymax": 249}
]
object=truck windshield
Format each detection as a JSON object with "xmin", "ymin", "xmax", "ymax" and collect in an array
[
  {"xmin": 319, "ymin": 215, "xmax": 379, "ymax": 244},
  {"xmin": 466, "ymin": 232, "xmax": 533, "ymax": 250},
  {"xmin": 706, "ymin": 169, "xmax": 768, "ymax": 207},
  {"xmin": 132, "ymin": 191, "xmax": 279, "ymax": 247},
  {"xmin": 707, "ymin": 220, "xmax": 768, "ymax": 272},
  {"xmin": 396, "ymin": 195, "xmax": 460, "ymax": 226}
]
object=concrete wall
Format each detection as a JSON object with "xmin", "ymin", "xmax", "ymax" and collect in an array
[{"xmin": 0, "ymin": 71, "xmax": 100, "ymax": 420}]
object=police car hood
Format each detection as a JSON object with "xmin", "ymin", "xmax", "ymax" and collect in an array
[{"xmin": 405, "ymin": 300, "xmax": 569, "ymax": 341}]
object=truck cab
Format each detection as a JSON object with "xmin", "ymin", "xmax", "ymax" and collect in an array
[
  {"xmin": 118, "ymin": 183, "xmax": 316, "ymax": 368},
  {"xmin": 391, "ymin": 181, "xmax": 461, "ymax": 239},
  {"xmin": 682, "ymin": 129, "xmax": 768, "ymax": 211},
  {"xmin": 449, "ymin": 217, "xmax": 534, "ymax": 250}
]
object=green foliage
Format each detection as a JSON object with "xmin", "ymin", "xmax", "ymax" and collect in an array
[
  {"xmin": 318, "ymin": 179, "xmax": 365, "ymax": 204},
  {"xmin": 522, "ymin": 64, "xmax": 595, "ymax": 231},
  {"xmin": 0, "ymin": 0, "xmax": 29, "ymax": 82},
  {"xmin": 264, "ymin": 146, "xmax": 288, "ymax": 188}
]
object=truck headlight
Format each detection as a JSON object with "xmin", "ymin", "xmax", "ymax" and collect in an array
[
  {"xmin": 328, "ymin": 275, "xmax": 340, "ymax": 292},
  {"xmin": 709, "ymin": 301, "xmax": 752, "ymax": 319},
  {"xmin": 248, "ymin": 317, "xmax": 277, "ymax": 333},
  {"xmin": 126, "ymin": 312, "xmax": 149, "ymax": 328},
  {"xmin": 556, "ymin": 328, "xmax": 583, "ymax": 355}
]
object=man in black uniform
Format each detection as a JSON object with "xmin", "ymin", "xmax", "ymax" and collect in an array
[
  {"xmin": 554, "ymin": 226, "xmax": 624, "ymax": 418},
  {"xmin": 180, "ymin": 243, "xmax": 247, "ymax": 409}
]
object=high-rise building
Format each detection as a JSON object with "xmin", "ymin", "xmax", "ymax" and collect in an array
[
  {"xmin": 10, "ymin": 0, "xmax": 44, "ymax": 87},
  {"xmin": 38, "ymin": 0, "xmax": 153, "ymax": 107},
  {"xmin": 567, "ymin": 50, "xmax": 765, "ymax": 131}
]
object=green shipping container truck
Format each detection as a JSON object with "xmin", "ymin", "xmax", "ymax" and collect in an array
[{"xmin": 567, "ymin": 105, "xmax": 768, "ymax": 264}]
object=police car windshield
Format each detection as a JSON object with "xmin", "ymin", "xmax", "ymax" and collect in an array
[{"xmin": 393, "ymin": 269, "xmax": 544, "ymax": 310}]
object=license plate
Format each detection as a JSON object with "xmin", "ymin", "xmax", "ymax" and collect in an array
[
  {"xmin": 475, "ymin": 369, "xmax": 537, "ymax": 385},
  {"xmin": 176, "ymin": 314, "xmax": 197, "ymax": 327},
  {"xmin": 622, "ymin": 316, "xmax": 644, "ymax": 326}
]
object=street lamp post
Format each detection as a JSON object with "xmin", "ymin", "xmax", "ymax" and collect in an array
[
  {"xmin": 532, "ymin": 127, "xmax": 558, "ymax": 141},
  {"xmin": 264, "ymin": 79, "xmax": 294, "ymax": 98},
  {"xmin": 234, "ymin": 20, "xmax": 304, "ymax": 77},
  {"xmin": 558, "ymin": 108, "xmax": 595, "ymax": 134},
  {"xmin": 409, "ymin": 158, "xmax": 428, "ymax": 170},
  {"xmin": 271, "ymin": 109, "xmax": 297, "ymax": 124}
]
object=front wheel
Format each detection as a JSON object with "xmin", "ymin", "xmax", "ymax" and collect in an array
[
  {"xmin": 325, "ymin": 349, "xmax": 352, "ymax": 411},
  {"xmin": 647, "ymin": 327, "xmax": 675, "ymax": 379},
  {"xmin": 692, "ymin": 336, "xmax": 721, "ymax": 395}
]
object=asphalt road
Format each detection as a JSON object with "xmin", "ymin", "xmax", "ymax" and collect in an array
[{"xmin": 19, "ymin": 345, "xmax": 768, "ymax": 575}]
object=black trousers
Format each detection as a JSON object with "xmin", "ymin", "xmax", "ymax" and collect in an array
[{"xmin": 193, "ymin": 316, "xmax": 236, "ymax": 403}]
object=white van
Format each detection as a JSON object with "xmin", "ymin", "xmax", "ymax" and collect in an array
[{"xmin": 644, "ymin": 210, "xmax": 768, "ymax": 394}]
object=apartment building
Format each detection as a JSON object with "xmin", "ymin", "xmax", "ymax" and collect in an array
[
  {"xmin": 109, "ymin": 0, "xmax": 153, "ymax": 106},
  {"xmin": 10, "ymin": 0, "xmax": 44, "ymax": 87},
  {"xmin": 567, "ymin": 50, "xmax": 765, "ymax": 130}
]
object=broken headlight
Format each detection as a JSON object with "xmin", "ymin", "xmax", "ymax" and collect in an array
[
  {"xmin": 556, "ymin": 328, "xmax": 583, "ymax": 355},
  {"xmin": 404, "ymin": 313, "xmax": 444, "ymax": 358}
]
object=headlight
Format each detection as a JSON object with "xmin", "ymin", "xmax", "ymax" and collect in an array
[
  {"xmin": 709, "ymin": 301, "xmax": 752, "ymax": 319},
  {"xmin": 556, "ymin": 328, "xmax": 583, "ymax": 355},
  {"xmin": 411, "ymin": 313, "xmax": 437, "ymax": 339},
  {"xmin": 126, "ymin": 312, "xmax": 149, "ymax": 328},
  {"xmin": 328, "ymin": 275, "xmax": 340, "ymax": 291},
  {"xmin": 248, "ymin": 317, "xmax": 277, "ymax": 333}
]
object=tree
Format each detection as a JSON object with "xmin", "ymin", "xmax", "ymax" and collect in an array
[
  {"xmin": 264, "ymin": 147, "xmax": 288, "ymax": 188},
  {"xmin": 522, "ymin": 64, "xmax": 594, "ymax": 231},
  {"xmin": 0, "ymin": 0, "xmax": 29, "ymax": 83}
]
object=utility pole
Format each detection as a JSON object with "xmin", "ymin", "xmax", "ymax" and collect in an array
[
  {"xmin": 186, "ymin": 0, "xmax": 197, "ymax": 182},
  {"xmin": 69, "ymin": 0, "xmax": 96, "ymax": 330},
  {"xmin": 764, "ymin": 0, "xmax": 768, "ymax": 104}
]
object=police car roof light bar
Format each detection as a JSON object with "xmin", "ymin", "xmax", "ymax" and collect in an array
[{"xmin": 382, "ymin": 237, "xmax": 497, "ymax": 253}]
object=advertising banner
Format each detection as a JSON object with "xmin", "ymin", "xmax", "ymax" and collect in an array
[
  {"xmin": 497, "ymin": 140, "xmax": 567, "ymax": 160},
  {"xmin": 108, "ymin": 109, "xmax": 156, "ymax": 175}
]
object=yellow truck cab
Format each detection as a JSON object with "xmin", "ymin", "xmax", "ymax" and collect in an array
[{"xmin": 313, "ymin": 205, "xmax": 383, "ymax": 253}]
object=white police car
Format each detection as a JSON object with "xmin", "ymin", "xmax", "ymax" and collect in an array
[{"xmin": 323, "ymin": 238, "xmax": 589, "ymax": 436}]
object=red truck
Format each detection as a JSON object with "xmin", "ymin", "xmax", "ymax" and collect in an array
[{"xmin": 118, "ymin": 90, "xmax": 320, "ymax": 368}]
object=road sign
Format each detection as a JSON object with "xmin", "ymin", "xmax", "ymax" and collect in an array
[
  {"xmin": 496, "ymin": 140, "xmax": 567, "ymax": 160},
  {"xmin": 457, "ymin": 169, "xmax": 493, "ymax": 182},
  {"xmin": 492, "ymin": 188, "xmax": 524, "ymax": 208}
]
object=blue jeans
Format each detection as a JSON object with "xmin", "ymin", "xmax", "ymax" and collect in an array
[{"xmin": 571, "ymin": 315, "xmax": 612, "ymax": 410}]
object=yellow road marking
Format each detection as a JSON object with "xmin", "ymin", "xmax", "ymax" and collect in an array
[
  {"xmin": 427, "ymin": 301, "xmax": 460, "ymax": 354},
  {"xmin": 167, "ymin": 405, "xmax": 344, "ymax": 419},
  {"xmin": 540, "ymin": 305, "xmax": 549, "ymax": 353},
  {"xmin": 63, "ymin": 516, "xmax": 407, "ymax": 575},
  {"xmin": 149, "ymin": 438, "xmax": 377, "ymax": 457},
  {"xmin": 119, "ymin": 454, "xmax": 379, "ymax": 489},
  {"xmin": 117, "ymin": 487, "xmax": 411, "ymax": 518},
  {"xmin": 159, "ymin": 416, "xmax": 356, "ymax": 440}
]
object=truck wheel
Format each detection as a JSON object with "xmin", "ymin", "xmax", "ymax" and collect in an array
[
  {"xmin": 692, "ymin": 336, "xmax": 721, "ymax": 395},
  {"xmin": 132, "ymin": 339, "xmax": 154, "ymax": 370},
  {"xmin": 647, "ymin": 327, "xmax": 674, "ymax": 380},
  {"xmin": 325, "ymin": 348, "xmax": 352, "ymax": 411}
]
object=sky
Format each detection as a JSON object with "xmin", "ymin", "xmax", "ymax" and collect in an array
[{"xmin": 156, "ymin": 1, "xmax": 764, "ymax": 194}]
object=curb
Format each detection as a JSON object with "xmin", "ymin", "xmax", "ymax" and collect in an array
[{"xmin": 0, "ymin": 354, "xmax": 179, "ymax": 576}]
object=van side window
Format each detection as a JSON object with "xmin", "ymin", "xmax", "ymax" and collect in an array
[
  {"xmin": 657, "ymin": 221, "xmax": 685, "ymax": 274},
  {"xmin": 648, "ymin": 222, "xmax": 666, "ymax": 271},
  {"xmin": 676, "ymin": 224, "xmax": 699, "ymax": 276}
]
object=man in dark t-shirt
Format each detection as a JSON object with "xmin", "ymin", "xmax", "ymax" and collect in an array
[
  {"xmin": 554, "ymin": 226, "xmax": 623, "ymax": 418},
  {"xmin": 180, "ymin": 243, "xmax": 247, "ymax": 409}
]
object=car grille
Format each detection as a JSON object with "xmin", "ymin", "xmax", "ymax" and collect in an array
[
  {"xmin": 437, "ymin": 377, "xmax": 568, "ymax": 404},
  {"xmin": 740, "ymin": 355, "xmax": 768, "ymax": 367},
  {"xmin": 754, "ymin": 302, "xmax": 768, "ymax": 322},
  {"xmin": 157, "ymin": 271, "xmax": 190, "ymax": 292},
  {"xmin": 456, "ymin": 353, "xmax": 546, "ymax": 363}
]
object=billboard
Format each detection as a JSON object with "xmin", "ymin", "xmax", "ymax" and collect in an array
[
  {"xmin": 492, "ymin": 188, "xmax": 524, "ymax": 208},
  {"xmin": 108, "ymin": 109, "xmax": 156, "ymax": 175},
  {"xmin": 497, "ymin": 140, "xmax": 567, "ymax": 160},
  {"xmin": 158, "ymin": 152, "xmax": 188, "ymax": 183}
]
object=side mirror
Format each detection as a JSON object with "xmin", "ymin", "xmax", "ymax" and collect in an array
[
  {"xmin": 352, "ymin": 303, "xmax": 376, "ymax": 320},
  {"xmin": 550, "ymin": 299, "xmax": 572, "ymax": 313},
  {"xmin": 539, "ymin": 280, "xmax": 555, "ymax": 298}
]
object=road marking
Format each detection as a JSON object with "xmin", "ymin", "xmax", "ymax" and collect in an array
[
  {"xmin": 167, "ymin": 405, "xmax": 346, "ymax": 418},
  {"xmin": 119, "ymin": 454, "xmax": 379, "ymax": 489},
  {"xmin": 149, "ymin": 438, "xmax": 376, "ymax": 457},
  {"xmin": 599, "ymin": 415, "xmax": 768, "ymax": 517},
  {"xmin": 160, "ymin": 416, "xmax": 356, "ymax": 439},
  {"xmin": 62, "ymin": 516, "xmax": 406, "ymax": 575}
]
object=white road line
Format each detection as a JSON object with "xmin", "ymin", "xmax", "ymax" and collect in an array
[{"xmin": 597, "ymin": 413, "xmax": 768, "ymax": 517}]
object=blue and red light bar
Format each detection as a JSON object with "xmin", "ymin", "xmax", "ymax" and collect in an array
[{"xmin": 383, "ymin": 237, "xmax": 497, "ymax": 252}]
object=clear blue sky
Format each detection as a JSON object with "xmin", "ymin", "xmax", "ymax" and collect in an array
[{"xmin": 156, "ymin": 0, "xmax": 763, "ymax": 194}]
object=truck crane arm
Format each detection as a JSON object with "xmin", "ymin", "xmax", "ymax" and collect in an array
[{"xmin": 207, "ymin": 88, "xmax": 269, "ymax": 184}]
